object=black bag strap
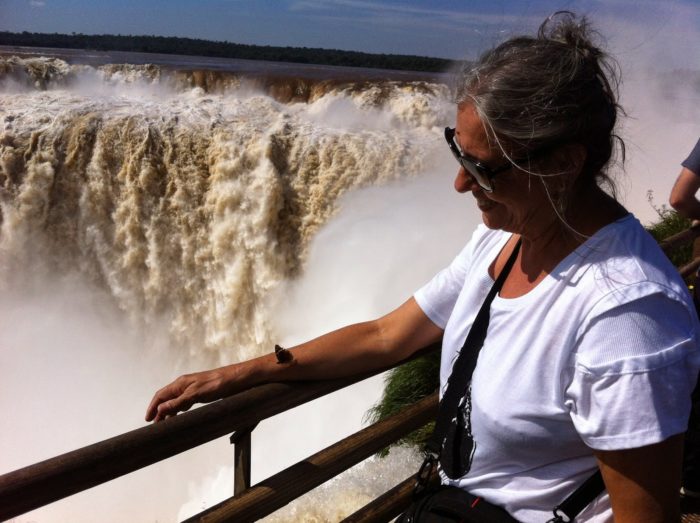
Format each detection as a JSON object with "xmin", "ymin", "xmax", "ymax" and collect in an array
[
  {"xmin": 547, "ymin": 471, "xmax": 605, "ymax": 523},
  {"xmin": 425, "ymin": 237, "xmax": 521, "ymax": 456},
  {"xmin": 416, "ymin": 236, "xmax": 606, "ymax": 521}
]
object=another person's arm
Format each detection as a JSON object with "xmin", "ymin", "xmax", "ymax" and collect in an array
[
  {"xmin": 670, "ymin": 139, "xmax": 700, "ymax": 220},
  {"xmin": 145, "ymin": 297, "xmax": 442, "ymax": 422},
  {"xmin": 595, "ymin": 435, "xmax": 683, "ymax": 523},
  {"xmin": 669, "ymin": 167, "xmax": 700, "ymax": 220}
]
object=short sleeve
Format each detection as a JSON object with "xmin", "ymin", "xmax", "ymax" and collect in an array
[
  {"xmin": 414, "ymin": 240, "xmax": 475, "ymax": 329},
  {"xmin": 564, "ymin": 291, "xmax": 700, "ymax": 450},
  {"xmin": 682, "ymin": 138, "xmax": 700, "ymax": 175}
]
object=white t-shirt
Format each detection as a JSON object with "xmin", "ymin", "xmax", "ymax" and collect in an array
[{"xmin": 414, "ymin": 215, "xmax": 700, "ymax": 522}]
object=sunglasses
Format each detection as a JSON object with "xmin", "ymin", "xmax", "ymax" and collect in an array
[{"xmin": 444, "ymin": 127, "xmax": 516, "ymax": 193}]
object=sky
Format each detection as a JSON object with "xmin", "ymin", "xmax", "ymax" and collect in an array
[{"xmin": 1, "ymin": 0, "xmax": 699, "ymax": 69}]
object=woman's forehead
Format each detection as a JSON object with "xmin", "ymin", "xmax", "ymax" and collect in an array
[{"xmin": 455, "ymin": 104, "xmax": 495, "ymax": 158}]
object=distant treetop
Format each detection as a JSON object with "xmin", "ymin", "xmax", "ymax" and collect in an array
[{"xmin": 0, "ymin": 31, "xmax": 453, "ymax": 73}]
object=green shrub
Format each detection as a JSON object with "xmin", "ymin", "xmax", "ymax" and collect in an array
[
  {"xmin": 366, "ymin": 351, "xmax": 440, "ymax": 455},
  {"xmin": 645, "ymin": 190, "xmax": 693, "ymax": 268}
]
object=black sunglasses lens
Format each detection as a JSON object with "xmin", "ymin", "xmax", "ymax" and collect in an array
[
  {"xmin": 461, "ymin": 161, "xmax": 492, "ymax": 191},
  {"xmin": 445, "ymin": 127, "xmax": 493, "ymax": 191}
]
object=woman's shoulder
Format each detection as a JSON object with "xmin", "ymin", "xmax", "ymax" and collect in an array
[{"xmin": 572, "ymin": 214, "xmax": 692, "ymax": 313}]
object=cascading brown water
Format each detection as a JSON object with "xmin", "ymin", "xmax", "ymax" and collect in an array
[{"xmin": 0, "ymin": 55, "xmax": 451, "ymax": 365}]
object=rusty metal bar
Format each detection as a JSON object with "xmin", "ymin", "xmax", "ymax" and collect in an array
[
  {"xmin": 341, "ymin": 474, "xmax": 416, "ymax": 523},
  {"xmin": 183, "ymin": 392, "xmax": 439, "ymax": 523},
  {"xmin": 659, "ymin": 224, "xmax": 700, "ymax": 254},
  {"xmin": 341, "ymin": 468, "xmax": 439, "ymax": 523},
  {"xmin": 680, "ymin": 257, "xmax": 700, "ymax": 279},
  {"xmin": 0, "ymin": 343, "xmax": 439, "ymax": 522},
  {"xmin": 230, "ymin": 425, "xmax": 257, "ymax": 495}
]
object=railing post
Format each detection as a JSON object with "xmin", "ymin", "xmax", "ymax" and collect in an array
[{"xmin": 230, "ymin": 423, "xmax": 258, "ymax": 495}]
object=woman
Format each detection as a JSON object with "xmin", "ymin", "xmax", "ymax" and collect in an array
[{"xmin": 146, "ymin": 13, "xmax": 699, "ymax": 522}]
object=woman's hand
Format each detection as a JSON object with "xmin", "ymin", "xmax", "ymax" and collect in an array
[{"xmin": 145, "ymin": 364, "xmax": 251, "ymax": 422}]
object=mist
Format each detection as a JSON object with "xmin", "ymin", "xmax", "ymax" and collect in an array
[{"xmin": 594, "ymin": 0, "xmax": 700, "ymax": 222}]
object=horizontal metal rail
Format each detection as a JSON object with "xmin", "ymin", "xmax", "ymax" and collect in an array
[
  {"xmin": 341, "ymin": 468, "xmax": 439, "ymax": 523},
  {"xmin": 342, "ymin": 474, "xmax": 417, "ymax": 523},
  {"xmin": 0, "ymin": 344, "xmax": 439, "ymax": 521},
  {"xmin": 659, "ymin": 224, "xmax": 700, "ymax": 254},
  {"xmin": 185, "ymin": 392, "xmax": 438, "ymax": 522},
  {"xmin": 680, "ymin": 257, "xmax": 700, "ymax": 279}
]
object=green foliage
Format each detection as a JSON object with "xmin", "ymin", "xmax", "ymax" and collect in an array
[
  {"xmin": 0, "ymin": 31, "xmax": 453, "ymax": 73},
  {"xmin": 645, "ymin": 190, "xmax": 693, "ymax": 267},
  {"xmin": 366, "ymin": 351, "xmax": 440, "ymax": 456}
]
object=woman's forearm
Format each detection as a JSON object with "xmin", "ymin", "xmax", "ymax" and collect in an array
[{"xmin": 146, "ymin": 297, "xmax": 441, "ymax": 422}]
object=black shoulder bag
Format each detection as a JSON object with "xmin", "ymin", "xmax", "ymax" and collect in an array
[{"xmin": 399, "ymin": 239, "xmax": 605, "ymax": 523}]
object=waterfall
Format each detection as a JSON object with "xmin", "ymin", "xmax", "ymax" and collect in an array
[{"xmin": 0, "ymin": 53, "xmax": 480, "ymax": 522}]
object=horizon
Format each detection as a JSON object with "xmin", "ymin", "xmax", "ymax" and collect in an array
[{"xmin": 0, "ymin": 29, "xmax": 454, "ymax": 62}]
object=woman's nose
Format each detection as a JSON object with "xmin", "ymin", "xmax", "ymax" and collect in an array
[{"xmin": 454, "ymin": 167, "xmax": 478, "ymax": 193}]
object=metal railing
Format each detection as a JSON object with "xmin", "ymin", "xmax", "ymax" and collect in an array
[
  {"xmin": 0, "ymin": 344, "xmax": 439, "ymax": 522},
  {"xmin": 659, "ymin": 223, "xmax": 700, "ymax": 277}
]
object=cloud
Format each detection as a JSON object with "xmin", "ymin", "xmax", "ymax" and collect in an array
[
  {"xmin": 29, "ymin": 0, "xmax": 46, "ymax": 6},
  {"xmin": 290, "ymin": 0, "xmax": 537, "ymax": 24},
  {"xmin": 285, "ymin": 0, "xmax": 548, "ymax": 59},
  {"xmin": 289, "ymin": 0, "xmax": 542, "ymax": 46},
  {"xmin": 590, "ymin": 0, "xmax": 700, "ymax": 71}
]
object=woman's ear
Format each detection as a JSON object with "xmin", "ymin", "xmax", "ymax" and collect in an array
[
  {"xmin": 539, "ymin": 144, "xmax": 588, "ymax": 214},
  {"xmin": 561, "ymin": 143, "xmax": 587, "ymax": 176},
  {"xmin": 538, "ymin": 143, "xmax": 587, "ymax": 178}
]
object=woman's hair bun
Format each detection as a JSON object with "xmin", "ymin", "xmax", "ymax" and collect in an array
[{"xmin": 539, "ymin": 11, "xmax": 603, "ymax": 63}]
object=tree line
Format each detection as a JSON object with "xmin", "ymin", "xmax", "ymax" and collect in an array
[{"xmin": 0, "ymin": 31, "xmax": 453, "ymax": 73}]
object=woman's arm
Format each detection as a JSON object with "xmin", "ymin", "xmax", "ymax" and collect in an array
[
  {"xmin": 145, "ymin": 297, "xmax": 442, "ymax": 422},
  {"xmin": 594, "ymin": 434, "xmax": 683, "ymax": 523}
]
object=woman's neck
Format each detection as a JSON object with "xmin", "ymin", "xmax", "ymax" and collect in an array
[{"xmin": 515, "ymin": 184, "xmax": 628, "ymax": 283}]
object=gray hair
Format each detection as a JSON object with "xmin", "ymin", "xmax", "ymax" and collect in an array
[{"xmin": 456, "ymin": 12, "xmax": 624, "ymax": 216}]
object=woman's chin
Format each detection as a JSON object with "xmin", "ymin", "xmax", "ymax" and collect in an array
[{"xmin": 478, "ymin": 206, "xmax": 504, "ymax": 230}]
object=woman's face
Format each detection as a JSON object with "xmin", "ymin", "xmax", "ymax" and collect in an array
[{"xmin": 452, "ymin": 104, "xmax": 552, "ymax": 234}]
